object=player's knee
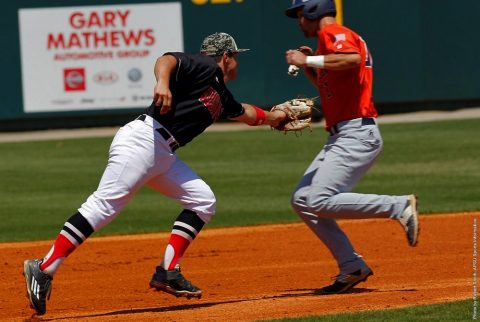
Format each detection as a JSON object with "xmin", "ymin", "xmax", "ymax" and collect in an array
[
  {"xmin": 290, "ymin": 191, "xmax": 308, "ymax": 213},
  {"xmin": 305, "ymin": 193, "xmax": 331, "ymax": 213},
  {"xmin": 79, "ymin": 193, "xmax": 126, "ymax": 231},
  {"xmin": 186, "ymin": 188, "xmax": 216, "ymax": 224}
]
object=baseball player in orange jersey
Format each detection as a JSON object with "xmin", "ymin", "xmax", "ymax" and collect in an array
[
  {"xmin": 22, "ymin": 32, "xmax": 289, "ymax": 315},
  {"xmin": 285, "ymin": 0, "xmax": 419, "ymax": 294}
]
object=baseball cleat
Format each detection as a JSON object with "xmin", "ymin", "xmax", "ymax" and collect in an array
[
  {"xmin": 398, "ymin": 194, "xmax": 420, "ymax": 246},
  {"xmin": 23, "ymin": 259, "xmax": 53, "ymax": 315},
  {"xmin": 320, "ymin": 266, "xmax": 373, "ymax": 295},
  {"xmin": 149, "ymin": 266, "xmax": 202, "ymax": 299}
]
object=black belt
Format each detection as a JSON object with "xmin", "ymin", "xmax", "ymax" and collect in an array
[
  {"xmin": 136, "ymin": 114, "xmax": 147, "ymax": 122},
  {"xmin": 327, "ymin": 118, "xmax": 376, "ymax": 135},
  {"xmin": 136, "ymin": 114, "xmax": 179, "ymax": 152}
]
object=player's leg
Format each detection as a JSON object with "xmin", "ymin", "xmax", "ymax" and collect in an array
[
  {"xmin": 299, "ymin": 124, "xmax": 419, "ymax": 244},
  {"xmin": 41, "ymin": 120, "xmax": 166, "ymax": 274},
  {"xmin": 290, "ymin": 124, "xmax": 416, "ymax": 293},
  {"xmin": 147, "ymin": 158, "xmax": 215, "ymax": 299},
  {"xmin": 291, "ymin": 151, "xmax": 373, "ymax": 294},
  {"xmin": 24, "ymin": 119, "xmax": 171, "ymax": 314},
  {"xmin": 291, "ymin": 154, "xmax": 370, "ymax": 275},
  {"xmin": 301, "ymin": 125, "xmax": 408, "ymax": 220}
]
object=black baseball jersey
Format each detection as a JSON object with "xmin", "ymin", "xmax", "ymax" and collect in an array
[{"xmin": 146, "ymin": 52, "xmax": 245, "ymax": 147}]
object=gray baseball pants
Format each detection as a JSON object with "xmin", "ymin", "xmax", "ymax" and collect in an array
[{"xmin": 291, "ymin": 118, "xmax": 409, "ymax": 274}]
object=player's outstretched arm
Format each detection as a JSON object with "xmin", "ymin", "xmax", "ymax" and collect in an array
[{"xmin": 230, "ymin": 104, "xmax": 286, "ymax": 128}]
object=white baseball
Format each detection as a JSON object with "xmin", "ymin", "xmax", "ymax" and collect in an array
[{"xmin": 288, "ymin": 65, "xmax": 300, "ymax": 77}]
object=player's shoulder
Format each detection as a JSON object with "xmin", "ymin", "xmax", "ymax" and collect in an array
[
  {"xmin": 164, "ymin": 52, "xmax": 217, "ymax": 69},
  {"xmin": 323, "ymin": 23, "xmax": 358, "ymax": 36},
  {"xmin": 322, "ymin": 24, "xmax": 362, "ymax": 44},
  {"xmin": 163, "ymin": 51, "xmax": 200, "ymax": 61}
]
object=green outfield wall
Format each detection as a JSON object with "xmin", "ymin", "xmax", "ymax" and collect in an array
[{"xmin": 1, "ymin": 0, "xmax": 479, "ymax": 130}]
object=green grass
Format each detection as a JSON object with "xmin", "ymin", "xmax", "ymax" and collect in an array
[
  {"xmin": 358, "ymin": 120, "xmax": 480, "ymax": 213},
  {"xmin": 263, "ymin": 299, "xmax": 473, "ymax": 322},
  {"xmin": 0, "ymin": 118, "xmax": 479, "ymax": 241}
]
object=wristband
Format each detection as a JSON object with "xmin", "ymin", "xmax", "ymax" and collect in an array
[
  {"xmin": 306, "ymin": 55, "xmax": 325, "ymax": 68},
  {"xmin": 251, "ymin": 105, "xmax": 266, "ymax": 126}
]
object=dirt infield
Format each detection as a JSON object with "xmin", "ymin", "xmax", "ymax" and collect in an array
[{"xmin": 0, "ymin": 213, "xmax": 473, "ymax": 321}]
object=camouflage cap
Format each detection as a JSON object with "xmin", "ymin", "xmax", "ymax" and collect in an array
[{"xmin": 200, "ymin": 32, "xmax": 250, "ymax": 57}]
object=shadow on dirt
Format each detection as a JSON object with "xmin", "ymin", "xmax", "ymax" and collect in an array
[{"xmin": 37, "ymin": 287, "xmax": 418, "ymax": 321}]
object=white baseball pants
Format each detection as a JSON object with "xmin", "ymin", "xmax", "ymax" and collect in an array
[{"xmin": 78, "ymin": 115, "xmax": 216, "ymax": 231}]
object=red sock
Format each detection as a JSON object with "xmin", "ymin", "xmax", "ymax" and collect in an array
[
  {"xmin": 164, "ymin": 234, "xmax": 191, "ymax": 270},
  {"xmin": 162, "ymin": 209, "xmax": 205, "ymax": 270},
  {"xmin": 40, "ymin": 234, "xmax": 76, "ymax": 271}
]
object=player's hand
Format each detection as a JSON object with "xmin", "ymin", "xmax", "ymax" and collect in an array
[
  {"xmin": 297, "ymin": 46, "xmax": 313, "ymax": 56},
  {"xmin": 153, "ymin": 81, "xmax": 172, "ymax": 114},
  {"xmin": 286, "ymin": 49, "xmax": 307, "ymax": 68},
  {"xmin": 269, "ymin": 109, "xmax": 288, "ymax": 128}
]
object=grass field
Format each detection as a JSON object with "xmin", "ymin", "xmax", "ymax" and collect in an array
[
  {"xmin": 265, "ymin": 299, "xmax": 472, "ymax": 322},
  {"xmin": 0, "ymin": 118, "xmax": 479, "ymax": 242},
  {"xmin": 0, "ymin": 118, "xmax": 478, "ymax": 321}
]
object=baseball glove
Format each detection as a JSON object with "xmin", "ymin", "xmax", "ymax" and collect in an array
[{"xmin": 271, "ymin": 97, "xmax": 315, "ymax": 133}]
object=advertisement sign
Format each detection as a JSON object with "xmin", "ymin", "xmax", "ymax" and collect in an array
[{"xmin": 18, "ymin": 3, "xmax": 183, "ymax": 112}]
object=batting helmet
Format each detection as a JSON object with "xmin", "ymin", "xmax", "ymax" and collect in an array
[{"xmin": 285, "ymin": 0, "xmax": 336, "ymax": 20}]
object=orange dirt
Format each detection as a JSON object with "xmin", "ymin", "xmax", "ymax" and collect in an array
[{"xmin": 0, "ymin": 213, "xmax": 474, "ymax": 321}]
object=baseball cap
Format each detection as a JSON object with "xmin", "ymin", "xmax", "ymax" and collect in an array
[
  {"xmin": 200, "ymin": 32, "xmax": 250, "ymax": 57},
  {"xmin": 285, "ymin": 0, "xmax": 310, "ymax": 18}
]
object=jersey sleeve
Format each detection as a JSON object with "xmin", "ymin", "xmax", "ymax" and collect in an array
[
  {"xmin": 162, "ymin": 52, "xmax": 192, "ymax": 83},
  {"xmin": 321, "ymin": 27, "xmax": 360, "ymax": 55},
  {"xmin": 219, "ymin": 87, "xmax": 245, "ymax": 119}
]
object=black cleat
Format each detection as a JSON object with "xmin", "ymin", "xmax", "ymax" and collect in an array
[
  {"xmin": 23, "ymin": 259, "xmax": 53, "ymax": 315},
  {"xmin": 320, "ymin": 266, "xmax": 373, "ymax": 295},
  {"xmin": 150, "ymin": 266, "xmax": 202, "ymax": 299}
]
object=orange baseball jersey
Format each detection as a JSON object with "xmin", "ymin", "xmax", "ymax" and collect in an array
[{"xmin": 315, "ymin": 23, "xmax": 378, "ymax": 128}]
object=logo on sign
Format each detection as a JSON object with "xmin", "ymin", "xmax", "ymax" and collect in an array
[
  {"xmin": 93, "ymin": 71, "xmax": 119, "ymax": 85},
  {"xmin": 128, "ymin": 68, "xmax": 142, "ymax": 82},
  {"xmin": 64, "ymin": 68, "xmax": 86, "ymax": 91}
]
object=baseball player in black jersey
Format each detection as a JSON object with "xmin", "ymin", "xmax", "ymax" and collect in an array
[{"xmin": 23, "ymin": 32, "xmax": 288, "ymax": 315}]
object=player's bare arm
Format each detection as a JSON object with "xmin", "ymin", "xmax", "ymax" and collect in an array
[
  {"xmin": 230, "ymin": 103, "xmax": 287, "ymax": 128},
  {"xmin": 286, "ymin": 50, "xmax": 361, "ymax": 71},
  {"xmin": 153, "ymin": 55, "xmax": 177, "ymax": 114}
]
